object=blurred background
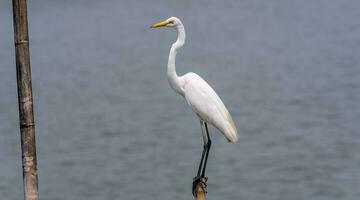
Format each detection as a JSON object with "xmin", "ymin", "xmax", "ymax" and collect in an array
[{"xmin": 1, "ymin": 0, "xmax": 360, "ymax": 199}]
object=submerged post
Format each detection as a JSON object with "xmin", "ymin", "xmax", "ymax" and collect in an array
[{"xmin": 12, "ymin": 0, "xmax": 39, "ymax": 199}]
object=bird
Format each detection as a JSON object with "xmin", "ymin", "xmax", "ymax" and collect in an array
[{"xmin": 151, "ymin": 17, "xmax": 238, "ymax": 195}]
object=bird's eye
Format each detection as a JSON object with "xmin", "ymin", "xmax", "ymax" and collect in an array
[{"xmin": 168, "ymin": 21, "xmax": 174, "ymax": 24}]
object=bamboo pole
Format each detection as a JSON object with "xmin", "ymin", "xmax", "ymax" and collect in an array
[
  {"xmin": 12, "ymin": 0, "xmax": 39, "ymax": 200},
  {"xmin": 194, "ymin": 178, "xmax": 207, "ymax": 200}
]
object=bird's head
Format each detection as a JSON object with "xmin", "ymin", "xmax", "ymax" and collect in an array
[{"xmin": 150, "ymin": 17, "xmax": 183, "ymax": 29}]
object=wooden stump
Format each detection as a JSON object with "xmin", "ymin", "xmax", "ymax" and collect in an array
[{"xmin": 194, "ymin": 178, "xmax": 207, "ymax": 200}]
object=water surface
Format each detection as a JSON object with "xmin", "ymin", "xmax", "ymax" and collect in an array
[{"xmin": 1, "ymin": 0, "xmax": 360, "ymax": 199}]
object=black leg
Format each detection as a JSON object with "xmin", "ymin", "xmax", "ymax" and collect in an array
[
  {"xmin": 201, "ymin": 123, "xmax": 211, "ymax": 178},
  {"xmin": 197, "ymin": 144, "xmax": 207, "ymax": 177},
  {"xmin": 193, "ymin": 121, "xmax": 210, "ymax": 196},
  {"xmin": 195, "ymin": 121, "xmax": 208, "ymax": 177},
  {"xmin": 193, "ymin": 144, "xmax": 207, "ymax": 196}
]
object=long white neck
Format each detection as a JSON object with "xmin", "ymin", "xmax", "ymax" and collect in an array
[{"xmin": 168, "ymin": 24, "xmax": 186, "ymax": 96}]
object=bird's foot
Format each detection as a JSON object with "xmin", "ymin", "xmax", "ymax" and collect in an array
[{"xmin": 192, "ymin": 176, "xmax": 207, "ymax": 197}]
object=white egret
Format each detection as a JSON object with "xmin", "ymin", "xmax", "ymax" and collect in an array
[{"xmin": 151, "ymin": 17, "xmax": 238, "ymax": 194}]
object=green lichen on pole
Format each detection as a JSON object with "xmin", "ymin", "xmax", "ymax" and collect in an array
[{"xmin": 12, "ymin": 0, "xmax": 39, "ymax": 199}]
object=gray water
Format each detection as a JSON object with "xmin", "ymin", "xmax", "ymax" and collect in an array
[{"xmin": 1, "ymin": 0, "xmax": 360, "ymax": 199}]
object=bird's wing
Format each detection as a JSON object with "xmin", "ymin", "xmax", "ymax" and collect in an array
[{"xmin": 182, "ymin": 72, "xmax": 238, "ymax": 143}]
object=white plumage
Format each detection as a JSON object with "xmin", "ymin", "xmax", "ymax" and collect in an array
[
  {"xmin": 151, "ymin": 16, "xmax": 238, "ymax": 143},
  {"xmin": 183, "ymin": 72, "xmax": 238, "ymax": 143}
]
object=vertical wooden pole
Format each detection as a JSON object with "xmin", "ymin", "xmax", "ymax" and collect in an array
[
  {"xmin": 12, "ymin": 0, "xmax": 39, "ymax": 200},
  {"xmin": 194, "ymin": 178, "xmax": 207, "ymax": 200}
]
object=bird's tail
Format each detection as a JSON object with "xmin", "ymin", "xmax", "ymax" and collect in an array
[{"xmin": 225, "ymin": 122, "xmax": 238, "ymax": 143}]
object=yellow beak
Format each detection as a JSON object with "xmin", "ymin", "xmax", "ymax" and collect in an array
[{"xmin": 150, "ymin": 20, "xmax": 169, "ymax": 28}]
